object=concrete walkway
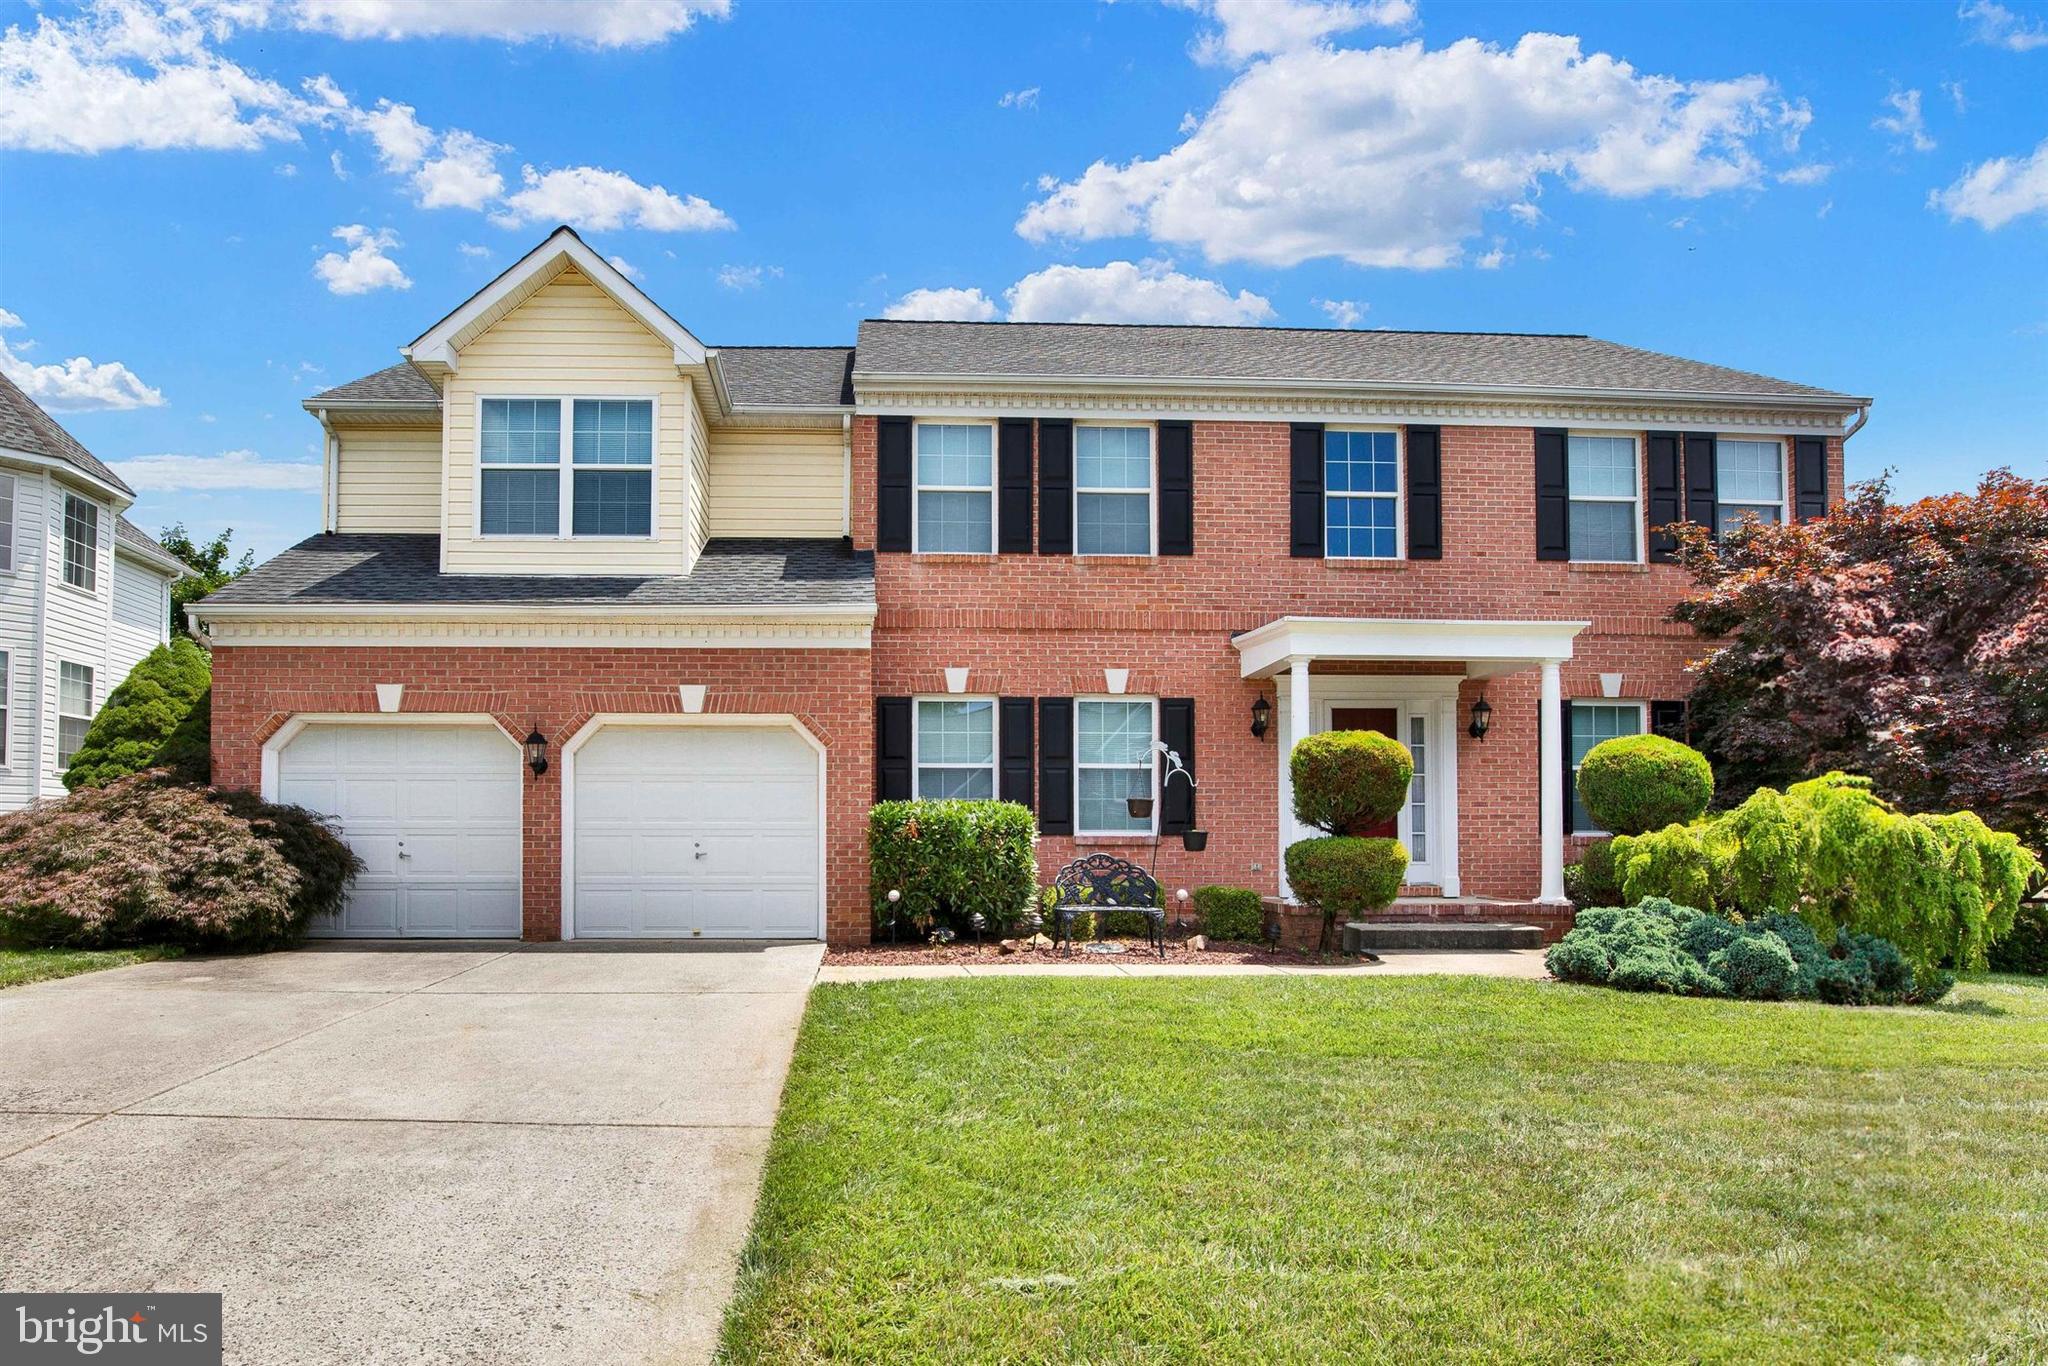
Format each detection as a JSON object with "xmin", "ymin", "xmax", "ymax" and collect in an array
[
  {"xmin": 0, "ymin": 941, "xmax": 824, "ymax": 1366},
  {"xmin": 816, "ymin": 948, "xmax": 1553, "ymax": 983}
]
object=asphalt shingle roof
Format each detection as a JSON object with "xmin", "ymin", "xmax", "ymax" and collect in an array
[
  {"xmin": 716, "ymin": 347, "xmax": 855, "ymax": 406},
  {"xmin": 308, "ymin": 363, "xmax": 440, "ymax": 407},
  {"xmin": 114, "ymin": 516, "xmax": 179, "ymax": 566},
  {"xmin": 199, "ymin": 534, "xmax": 874, "ymax": 609},
  {"xmin": 0, "ymin": 370, "xmax": 133, "ymax": 493},
  {"xmin": 852, "ymin": 321, "xmax": 1857, "ymax": 401}
]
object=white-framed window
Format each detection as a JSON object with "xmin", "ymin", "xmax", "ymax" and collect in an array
[
  {"xmin": 0, "ymin": 649, "xmax": 9, "ymax": 766},
  {"xmin": 0, "ymin": 472, "xmax": 15, "ymax": 573},
  {"xmin": 913, "ymin": 422, "xmax": 995, "ymax": 553},
  {"xmin": 63, "ymin": 494, "xmax": 99, "ymax": 592},
  {"xmin": 1075, "ymin": 424, "xmax": 1153, "ymax": 555},
  {"xmin": 1325, "ymin": 428, "xmax": 1401, "ymax": 559},
  {"xmin": 913, "ymin": 697, "xmax": 997, "ymax": 800},
  {"xmin": 57, "ymin": 660, "xmax": 94, "ymax": 769},
  {"xmin": 479, "ymin": 397, "xmax": 655, "ymax": 538},
  {"xmin": 1407, "ymin": 712, "xmax": 1428, "ymax": 862},
  {"xmin": 1570, "ymin": 701, "xmax": 1646, "ymax": 835},
  {"xmin": 1567, "ymin": 433, "xmax": 1639, "ymax": 563},
  {"xmin": 1076, "ymin": 697, "xmax": 1157, "ymax": 836},
  {"xmin": 1715, "ymin": 437, "xmax": 1786, "ymax": 534}
]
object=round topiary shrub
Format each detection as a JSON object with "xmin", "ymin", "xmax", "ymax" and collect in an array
[
  {"xmin": 1576, "ymin": 733, "xmax": 1714, "ymax": 835},
  {"xmin": 1289, "ymin": 729, "xmax": 1413, "ymax": 834},
  {"xmin": 1284, "ymin": 835, "xmax": 1408, "ymax": 953}
]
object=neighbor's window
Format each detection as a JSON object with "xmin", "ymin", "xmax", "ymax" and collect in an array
[
  {"xmin": 1077, "ymin": 698, "xmax": 1156, "ymax": 835},
  {"xmin": 572, "ymin": 399, "xmax": 653, "ymax": 536},
  {"xmin": 1715, "ymin": 438, "xmax": 1786, "ymax": 534},
  {"xmin": 914, "ymin": 698, "xmax": 996, "ymax": 800},
  {"xmin": 1075, "ymin": 425, "xmax": 1153, "ymax": 555},
  {"xmin": 1325, "ymin": 429, "xmax": 1399, "ymax": 558},
  {"xmin": 479, "ymin": 398, "xmax": 562, "ymax": 536},
  {"xmin": 63, "ymin": 494, "xmax": 98, "ymax": 592},
  {"xmin": 57, "ymin": 661, "xmax": 93, "ymax": 769},
  {"xmin": 1570, "ymin": 702, "xmax": 1644, "ymax": 834},
  {"xmin": 1567, "ymin": 434, "xmax": 1638, "ymax": 563},
  {"xmin": 0, "ymin": 472, "xmax": 15, "ymax": 572},
  {"xmin": 0, "ymin": 649, "xmax": 9, "ymax": 766},
  {"xmin": 914, "ymin": 423, "xmax": 994, "ymax": 553}
]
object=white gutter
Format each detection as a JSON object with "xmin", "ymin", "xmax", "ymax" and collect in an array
[
  {"xmin": 113, "ymin": 537, "xmax": 190, "ymax": 579},
  {"xmin": 1843, "ymin": 404, "xmax": 1871, "ymax": 440},
  {"xmin": 841, "ymin": 412, "xmax": 852, "ymax": 537},
  {"xmin": 190, "ymin": 600, "xmax": 877, "ymax": 624},
  {"xmin": 0, "ymin": 445, "xmax": 132, "ymax": 505},
  {"xmin": 314, "ymin": 407, "xmax": 338, "ymax": 533}
]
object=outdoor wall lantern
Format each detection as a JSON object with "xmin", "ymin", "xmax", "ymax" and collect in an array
[
  {"xmin": 1250, "ymin": 694, "xmax": 1272, "ymax": 740},
  {"xmin": 1467, "ymin": 696, "xmax": 1493, "ymax": 741},
  {"xmin": 524, "ymin": 728, "xmax": 550, "ymax": 779}
]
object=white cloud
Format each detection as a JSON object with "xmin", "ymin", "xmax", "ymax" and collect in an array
[
  {"xmin": 1006, "ymin": 261, "xmax": 1275, "ymax": 324},
  {"xmin": 328, "ymin": 148, "xmax": 349, "ymax": 178},
  {"xmin": 493, "ymin": 164, "xmax": 734, "ymax": 231},
  {"xmin": 1019, "ymin": 34, "xmax": 1817, "ymax": 270},
  {"xmin": 275, "ymin": 160, "xmax": 298, "ymax": 176},
  {"xmin": 1315, "ymin": 298, "xmax": 1366, "ymax": 327},
  {"xmin": 1930, "ymin": 136, "xmax": 2048, "ymax": 228},
  {"xmin": 1942, "ymin": 79, "xmax": 1968, "ymax": 114},
  {"xmin": 355, "ymin": 97, "xmax": 432, "ymax": 171},
  {"xmin": 284, "ymin": 0, "xmax": 730, "ymax": 47},
  {"xmin": 458, "ymin": 241, "xmax": 493, "ymax": 258},
  {"xmin": 313, "ymin": 224, "xmax": 411, "ymax": 295},
  {"xmin": 1474, "ymin": 247, "xmax": 1507, "ymax": 269},
  {"xmin": 716, "ymin": 263, "xmax": 783, "ymax": 290},
  {"xmin": 105, "ymin": 449, "xmax": 323, "ymax": 493},
  {"xmin": 1777, "ymin": 162, "xmax": 1833, "ymax": 185},
  {"xmin": 1175, "ymin": 0, "xmax": 1415, "ymax": 68},
  {"xmin": 882, "ymin": 287, "xmax": 1000, "ymax": 322},
  {"xmin": 1507, "ymin": 201, "xmax": 1544, "ymax": 224},
  {"xmin": 412, "ymin": 129, "xmax": 506, "ymax": 209},
  {"xmin": 1874, "ymin": 87, "xmax": 1935, "ymax": 152},
  {"xmin": 1959, "ymin": 0, "xmax": 2048, "ymax": 50},
  {"xmin": 0, "ymin": 309, "xmax": 165, "ymax": 411},
  {"xmin": 999, "ymin": 86, "xmax": 1040, "ymax": 110},
  {"xmin": 607, "ymin": 254, "xmax": 643, "ymax": 280}
]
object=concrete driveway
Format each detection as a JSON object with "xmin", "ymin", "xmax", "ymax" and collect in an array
[{"xmin": 0, "ymin": 941, "xmax": 823, "ymax": 1365}]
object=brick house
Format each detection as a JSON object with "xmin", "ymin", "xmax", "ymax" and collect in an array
[{"xmin": 195, "ymin": 227, "xmax": 1868, "ymax": 944}]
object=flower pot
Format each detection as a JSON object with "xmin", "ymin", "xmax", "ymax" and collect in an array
[
  {"xmin": 1180, "ymin": 829, "xmax": 1209, "ymax": 852},
  {"xmin": 1126, "ymin": 796, "xmax": 1155, "ymax": 819}
]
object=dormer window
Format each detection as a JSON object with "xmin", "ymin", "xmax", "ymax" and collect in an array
[{"xmin": 479, "ymin": 397, "xmax": 654, "ymax": 538}]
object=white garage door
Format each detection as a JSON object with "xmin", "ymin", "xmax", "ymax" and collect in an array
[
  {"xmin": 276, "ymin": 723, "xmax": 522, "ymax": 938},
  {"xmin": 572, "ymin": 724, "xmax": 820, "ymax": 939}
]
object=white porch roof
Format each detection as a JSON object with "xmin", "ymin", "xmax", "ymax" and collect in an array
[{"xmin": 1231, "ymin": 616, "xmax": 1589, "ymax": 680}]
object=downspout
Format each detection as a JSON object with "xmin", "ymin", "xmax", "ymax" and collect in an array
[
  {"xmin": 317, "ymin": 407, "xmax": 339, "ymax": 533},
  {"xmin": 1843, "ymin": 404, "xmax": 1870, "ymax": 441},
  {"xmin": 841, "ymin": 412, "xmax": 853, "ymax": 538}
]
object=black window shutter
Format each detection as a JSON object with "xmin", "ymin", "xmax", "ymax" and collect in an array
[
  {"xmin": 1160, "ymin": 698, "xmax": 1196, "ymax": 834},
  {"xmin": 1037, "ymin": 420, "xmax": 1073, "ymax": 555},
  {"xmin": 1793, "ymin": 437, "xmax": 1829, "ymax": 522},
  {"xmin": 1404, "ymin": 425, "xmax": 1442, "ymax": 560},
  {"xmin": 999, "ymin": 697, "xmax": 1035, "ymax": 809},
  {"xmin": 876, "ymin": 417, "xmax": 913, "ymax": 553},
  {"xmin": 1037, "ymin": 697, "xmax": 1074, "ymax": 834},
  {"xmin": 1684, "ymin": 432, "xmax": 1718, "ymax": 539},
  {"xmin": 1559, "ymin": 696, "xmax": 1577, "ymax": 832},
  {"xmin": 1534, "ymin": 428, "xmax": 1569, "ymax": 561},
  {"xmin": 998, "ymin": 419, "xmax": 1034, "ymax": 553},
  {"xmin": 1651, "ymin": 700, "xmax": 1688, "ymax": 742},
  {"xmin": 1290, "ymin": 423, "xmax": 1325, "ymax": 558},
  {"xmin": 875, "ymin": 697, "xmax": 913, "ymax": 801},
  {"xmin": 1646, "ymin": 431, "xmax": 1683, "ymax": 563},
  {"xmin": 1158, "ymin": 420, "xmax": 1194, "ymax": 556}
]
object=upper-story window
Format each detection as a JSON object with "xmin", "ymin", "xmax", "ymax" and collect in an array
[
  {"xmin": 1325, "ymin": 429, "xmax": 1400, "ymax": 559},
  {"xmin": 1567, "ymin": 434, "xmax": 1639, "ymax": 563},
  {"xmin": 914, "ymin": 697, "xmax": 996, "ymax": 799},
  {"xmin": 480, "ymin": 398, "xmax": 653, "ymax": 538},
  {"xmin": 62, "ymin": 494, "xmax": 98, "ymax": 591},
  {"xmin": 1077, "ymin": 697, "xmax": 1156, "ymax": 836},
  {"xmin": 0, "ymin": 472, "xmax": 15, "ymax": 573},
  {"xmin": 1075, "ymin": 425, "xmax": 1153, "ymax": 555},
  {"xmin": 1715, "ymin": 438, "xmax": 1785, "ymax": 534},
  {"xmin": 914, "ymin": 422, "xmax": 994, "ymax": 553}
]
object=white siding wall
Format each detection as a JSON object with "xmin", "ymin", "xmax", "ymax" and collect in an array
[
  {"xmin": 705, "ymin": 427, "xmax": 844, "ymax": 538},
  {"xmin": 0, "ymin": 467, "xmax": 45, "ymax": 811},
  {"xmin": 39, "ymin": 481, "xmax": 113, "ymax": 801},
  {"xmin": 109, "ymin": 553, "xmax": 171, "ymax": 684},
  {"xmin": 336, "ymin": 425, "xmax": 441, "ymax": 533}
]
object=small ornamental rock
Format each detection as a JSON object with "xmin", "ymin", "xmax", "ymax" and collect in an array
[
  {"xmin": 1028, "ymin": 933, "xmax": 1053, "ymax": 949},
  {"xmin": 1190, "ymin": 934, "xmax": 1208, "ymax": 952},
  {"xmin": 998, "ymin": 939, "xmax": 1018, "ymax": 955}
]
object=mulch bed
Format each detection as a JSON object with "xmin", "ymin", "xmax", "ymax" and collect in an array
[{"xmin": 824, "ymin": 937, "xmax": 1356, "ymax": 968}]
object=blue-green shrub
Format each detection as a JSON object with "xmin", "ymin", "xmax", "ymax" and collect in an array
[{"xmin": 869, "ymin": 800, "xmax": 1038, "ymax": 936}]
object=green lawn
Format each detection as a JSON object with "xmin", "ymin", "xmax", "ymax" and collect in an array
[
  {"xmin": 0, "ymin": 945, "xmax": 182, "ymax": 990},
  {"xmin": 720, "ymin": 974, "xmax": 2048, "ymax": 1364}
]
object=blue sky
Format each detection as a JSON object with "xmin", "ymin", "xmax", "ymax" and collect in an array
[{"xmin": 1, "ymin": 0, "xmax": 2043, "ymax": 561}]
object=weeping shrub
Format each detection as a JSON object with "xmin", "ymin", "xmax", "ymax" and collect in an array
[
  {"xmin": 62, "ymin": 638, "xmax": 212, "ymax": 790},
  {"xmin": 869, "ymin": 799, "xmax": 1038, "ymax": 936},
  {"xmin": 1575, "ymin": 733, "xmax": 1713, "ymax": 835}
]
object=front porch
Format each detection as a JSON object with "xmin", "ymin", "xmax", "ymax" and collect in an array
[{"xmin": 1232, "ymin": 616, "xmax": 1590, "ymax": 909}]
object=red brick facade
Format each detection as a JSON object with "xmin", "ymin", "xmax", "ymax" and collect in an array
[{"xmin": 211, "ymin": 418, "xmax": 1843, "ymax": 945}]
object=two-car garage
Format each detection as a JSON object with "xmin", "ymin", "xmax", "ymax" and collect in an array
[{"xmin": 269, "ymin": 717, "xmax": 824, "ymax": 941}]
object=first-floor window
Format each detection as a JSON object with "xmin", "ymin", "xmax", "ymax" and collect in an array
[
  {"xmin": 1570, "ymin": 702, "xmax": 1643, "ymax": 834},
  {"xmin": 1567, "ymin": 434, "xmax": 1639, "ymax": 563},
  {"xmin": 1325, "ymin": 429, "xmax": 1400, "ymax": 558},
  {"xmin": 57, "ymin": 661, "xmax": 93, "ymax": 769},
  {"xmin": 1715, "ymin": 438, "xmax": 1786, "ymax": 534},
  {"xmin": 1077, "ymin": 697, "xmax": 1155, "ymax": 835},
  {"xmin": 915, "ymin": 422, "xmax": 994, "ymax": 553},
  {"xmin": 915, "ymin": 698, "xmax": 996, "ymax": 799}
]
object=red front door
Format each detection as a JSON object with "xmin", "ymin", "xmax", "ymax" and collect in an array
[{"xmin": 1330, "ymin": 707, "xmax": 1401, "ymax": 839}]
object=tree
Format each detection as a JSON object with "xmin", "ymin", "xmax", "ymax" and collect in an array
[
  {"xmin": 159, "ymin": 523, "xmax": 254, "ymax": 640},
  {"xmin": 1671, "ymin": 471, "xmax": 2048, "ymax": 847},
  {"xmin": 62, "ymin": 637, "xmax": 212, "ymax": 790}
]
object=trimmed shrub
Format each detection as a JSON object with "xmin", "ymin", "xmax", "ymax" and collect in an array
[
  {"xmin": 1194, "ymin": 885, "xmax": 1264, "ymax": 941},
  {"xmin": 1611, "ymin": 822, "xmax": 1730, "ymax": 913},
  {"xmin": 870, "ymin": 800, "xmax": 1038, "ymax": 936},
  {"xmin": 1289, "ymin": 730, "xmax": 1412, "ymax": 835},
  {"xmin": 1564, "ymin": 838, "xmax": 1620, "ymax": 909},
  {"xmin": 1099, "ymin": 908, "xmax": 1158, "ymax": 937},
  {"xmin": 1284, "ymin": 835, "xmax": 1408, "ymax": 953},
  {"xmin": 1708, "ymin": 932, "xmax": 1801, "ymax": 1000},
  {"xmin": 1576, "ymin": 733, "xmax": 1713, "ymax": 835},
  {"xmin": 0, "ymin": 773, "xmax": 360, "ymax": 949},
  {"xmin": 1989, "ymin": 899, "xmax": 2048, "ymax": 977},
  {"xmin": 62, "ymin": 638, "xmax": 212, "ymax": 790}
]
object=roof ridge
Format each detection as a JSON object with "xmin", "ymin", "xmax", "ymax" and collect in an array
[{"xmin": 860, "ymin": 319, "xmax": 1591, "ymax": 339}]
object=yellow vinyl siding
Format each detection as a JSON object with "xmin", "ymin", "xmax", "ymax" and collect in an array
[
  {"xmin": 335, "ymin": 426, "xmax": 441, "ymax": 533},
  {"xmin": 706, "ymin": 427, "xmax": 843, "ymax": 538},
  {"xmin": 689, "ymin": 398, "xmax": 712, "ymax": 557},
  {"xmin": 442, "ymin": 266, "xmax": 694, "ymax": 576}
]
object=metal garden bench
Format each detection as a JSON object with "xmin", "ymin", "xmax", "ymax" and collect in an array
[{"xmin": 1048, "ymin": 853, "xmax": 1166, "ymax": 958}]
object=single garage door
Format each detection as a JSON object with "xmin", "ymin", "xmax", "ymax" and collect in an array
[
  {"xmin": 276, "ymin": 722, "xmax": 522, "ymax": 938},
  {"xmin": 572, "ymin": 724, "xmax": 820, "ymax": 939}
]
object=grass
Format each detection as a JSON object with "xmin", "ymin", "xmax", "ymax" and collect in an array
[
  {"xmin": 0, "ymin": 945, "xmax": 182, "ymax": 990},
  {"xmin": 720, "ymin": 974, "xmax": 2048, "ymax": 1364}
]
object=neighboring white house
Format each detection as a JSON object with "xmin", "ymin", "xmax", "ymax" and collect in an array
[{"xmin": 0, "ymin": 371, "xmax": 186, "ymax": 812}]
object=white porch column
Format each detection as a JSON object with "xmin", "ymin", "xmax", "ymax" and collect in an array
[
  {"xmin": 1288, "ymin": 657, "xmax": 1311, "ymax": 755},
  {"xmin": 1537, "ymin": 658, "xmax": 1567, "ymax": 904}
]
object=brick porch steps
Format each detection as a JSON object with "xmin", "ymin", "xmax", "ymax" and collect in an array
[
  {"xmin": 1263, "ymin": 895, "xmax": 1577, "ymax": 949},
  {"xmin": 1342, "ymin": 920, "xmax": 1545, "ymax": 952}
]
